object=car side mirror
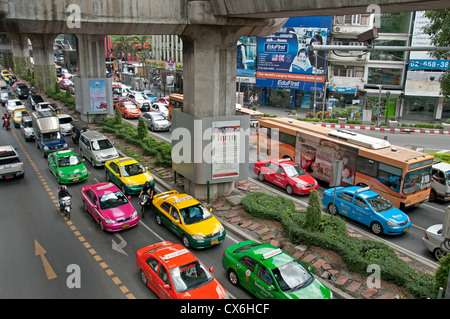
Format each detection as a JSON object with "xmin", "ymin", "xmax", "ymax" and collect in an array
[
  {"xmin": 163, "ymin": 284, "xmax": 170, "ymax": 291},
  {"xmin": 92, "ymin": 205, "xmax": 97, "ymax": 209},
  {"xmin": 127, "ymin": 196, "xmax": 131, "ymax": 200},
  {"xmin": 209, "ymin": 267, "xmax": 214, "ymax": 273}
]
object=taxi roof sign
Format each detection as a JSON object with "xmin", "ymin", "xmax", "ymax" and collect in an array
[
  {"xmin": 173, "ymin": 196, "xmax": 194, "ymax": 204},
  {"xmin": 96, "ymin": 183, "xmax": 114, "ymax": 191},
  {"xmin": 162, "ymin": 249, "xmax": 189, "ymax": 261},
  {"xmin": 263, "ymin": 248, "xmax": 282, "ymax": 260}
]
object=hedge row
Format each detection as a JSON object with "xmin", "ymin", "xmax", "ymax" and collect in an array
[
  {"xmin": 94, "ymin": 116, "xmax": 172, "ymax": 168},
  {"xmin": 240, "ymin": 192, "xmax": 436, "ymax": 299}
]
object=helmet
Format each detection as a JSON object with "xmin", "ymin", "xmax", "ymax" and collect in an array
[
  {"xmin": 144, "ymin": 181, "xmax": 150, "ymax": 188},
  {"xmin": 60, "ymin": 185, "xmax": 67, "ymax": 191}
]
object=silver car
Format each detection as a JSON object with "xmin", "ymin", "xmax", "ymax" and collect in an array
[
  {"xmin": 422, "ymin": 224, "xmax": 448, "ymax": 260},
  {"xmin": 20, "ymin": 115, "xmax": 34, "ymax": 141},
  {"xmin": 141, "ymin": 111, "xmax": 171, "ymax": 132},
  {"xmin": 79, "ymin": 131, "xmax": 119, "ymax": 167}
]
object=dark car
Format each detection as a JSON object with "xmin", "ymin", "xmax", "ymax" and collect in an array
[
  {"xmin": 15, "ymin": 84, "xmax": 30, "ymax": 99},
  {"xmin": 27, "ymin": 94, "xmax": 45, "ymax": 110}
]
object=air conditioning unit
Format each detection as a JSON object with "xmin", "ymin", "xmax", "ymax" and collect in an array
[
  {"xmin": 333, "ymin": 26, "xmax": 341, "ymax": 33},
  {"xmin": 328, "ymin": 130, "xmax": 391, "ymax": 149}
]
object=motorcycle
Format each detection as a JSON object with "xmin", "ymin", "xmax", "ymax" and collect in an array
[
  {"xmin": 139, "ymin": 194, "xmax": 152, "ymax": 219},
  {"xmin": 60, "ymin": 196, "xmax": 72, "ymax": 219},
  {"xmin": 3, "ymin": 118, "xmax": 10, "ymax": 130}
]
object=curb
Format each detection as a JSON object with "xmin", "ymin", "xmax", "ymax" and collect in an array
[{"xmin": 313, "ymin": 122, "xmax": 450, "ymax": 135}]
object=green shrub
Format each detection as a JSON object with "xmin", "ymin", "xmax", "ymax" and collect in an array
[
  {"xmin": 303, "ymin": 189, "xmax": 321, "ymax": 232},
  {"xmin": 434, "ymin": 253, "xmax": 450, "ymax": 297},
  {"xmin": 137, "ymin": 117, "xmax": 148, "ymax": 140},
  {"xmin": 240, "ymin": 191, "xmax": 436, "ymax": 298},
  {"xmin": 114, "ymin": 107, "xmax": 122, "ymax": 125}
]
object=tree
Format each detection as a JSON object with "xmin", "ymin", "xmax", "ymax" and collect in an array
[
  {"xmin": 137, "ymin": 117, "xmax": 148, "ymax": 140},
  {"xmin": 304, "ymin": 189, "xmax": 322, "ymax": 232},
  {"xmin": 423, "ymin": 10, "xmax": 450, "ymax": 98}
]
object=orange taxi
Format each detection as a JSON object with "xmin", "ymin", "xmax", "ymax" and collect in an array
[
  {"xmin": 136, "ymin": 241, "xmax": 229, "ymax": 299},
  {"xmin": 115, "ymin": 101, "xmax": 142, "ymax": 119}
]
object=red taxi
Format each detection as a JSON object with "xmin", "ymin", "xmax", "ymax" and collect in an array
[
  {"xmin": 136, "ymin": 241, "xmax": 229, "ymax": 299},
  {"xmin": 254, "ymin": 158, "xmax": 318, "ymax": 195}
]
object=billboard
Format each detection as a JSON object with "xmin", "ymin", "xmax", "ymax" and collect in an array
[{"xmin": 256, "ymin": 16, "xmax": 332, "ymax": 91}]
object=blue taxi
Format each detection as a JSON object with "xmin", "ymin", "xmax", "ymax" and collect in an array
[{"xmin": 322, "ymin": 186, "xmax": 411, "ymax": 235}]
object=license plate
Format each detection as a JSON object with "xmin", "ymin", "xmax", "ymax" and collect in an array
[
  {"xmin": 5, "ymin": 175, "xmax": 13, "ymax": 179},
  {"xmin": 403, "ymin": 227, "xmax": 409, "ymax": 232},
  {"xmin": 73, "ymin": 178, "xmax": 79, "ymax": 181},
  {"xmin": 211, "ymin": 239, "xmax": 218, "ymax": 245},
  {"xmin": 122, "ymin": 223, "xmax": 130, "ymax": 228}
]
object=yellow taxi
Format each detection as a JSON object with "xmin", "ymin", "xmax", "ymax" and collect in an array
[
  {"xmin": 12, "ymin": 108, "xmax": 29, "ymax": 128},
  {"xmin": 1, "ymin": 72, "xmax": 13, "ymax": 84},
  {"xmin": 152, "ymin": 191, "xmax": 226, "ymax": 249},
  {"xmin": 105, "ymin": 157, "xmax": 154, "ymax": 195}
]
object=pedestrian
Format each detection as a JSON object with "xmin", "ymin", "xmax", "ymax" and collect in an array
[
  {"xmin": 254, "ymin": 94, "xmax": 259, "ymax": 106},
  {"xmin": 249, "ymin": 94, "xmax": 254, "ymax": 108}
]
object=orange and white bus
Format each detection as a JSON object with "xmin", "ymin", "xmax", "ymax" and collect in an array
[
  {"xmin": 168, "ymin": 93, "xmax": 184, "ymax": 121},
  {"xmin": 257, "ymin": 117, "xmax": 434, "ymax": 210},
  {"xmin": 235, "ymin": 108, "xmax": 264, "ymax": 127}
]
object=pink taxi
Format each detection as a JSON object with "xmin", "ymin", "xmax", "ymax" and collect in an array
[{"xmin": 81, "ymin": 182, "xmax": 139, "ymax": 232}]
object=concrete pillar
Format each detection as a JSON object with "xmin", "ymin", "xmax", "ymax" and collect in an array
[
  {"xmin": 28, "ymin": 34, "xmax": 57, "ymax": 92},
  {"xmin": 74, "ymin": 34, "xmax": 111, "ymax": 123},
  {"xmin": 8, "ymin": 33, "xmax": 30, "ymax": 76},
  {"xmin": 179, "ymin": 25, "xmax": 243, "ymax": 200},
  {"xmin": 75, "ymin": 34, "xmax": 106, "ymax": 78}
]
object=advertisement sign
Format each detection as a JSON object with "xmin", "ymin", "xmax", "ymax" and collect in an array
[
  {"xmin": 294, "ymin": 133, "xmax": 358, "ymax": 187},
  {"xmin": 89, "ymin": 80, "xmax": 107, "ymax": 113},
  {"xmin": 409, "ymin": 11, "xmax": 449, "ymax": 71},
  {"xmin": 211, "ymin": 120, "xmax": 241, "ymax": 179},
  {"xmin": 237, "ymin": 37, "xmax": 257, "ymax": 77},
  {"xmin": 256, "ymin": 17, "xmax": 332, "ymax": 91}
]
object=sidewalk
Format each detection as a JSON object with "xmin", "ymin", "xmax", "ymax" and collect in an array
[{"xmin": 250, "ymin": 104, "xmax": 450, "ymax": 135}]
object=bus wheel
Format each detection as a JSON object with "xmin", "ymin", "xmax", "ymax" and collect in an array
[
  {"xmin": 327, "ymin": 204, "xmax": 338, "ymax": 215},
  {"xmin": 258, "ymin": 172, "xmax": 265, "ymax": 181},
  {"xmin": 371, "ymin": 222, "xmax": 383, "ymax": 235}
]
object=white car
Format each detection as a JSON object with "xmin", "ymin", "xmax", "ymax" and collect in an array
[
  {"xmin": 422, "ymin": 224, "xmax": 448, "ymax": 260},
  {"xmin": 126, "ymin": 92, "xmax": 148, "ymax": 108},
  {"xmin": 150, "ymin": 102, "xmax": 169, "ymax": 118},
  {"xmin": 36, "ymin": 102, "xmax": 52, "ymax": 112},
  {"xmin": 57, "ymin": 114, "xmax": 74, "ymax": 135},
  {"xmin": 140, "ymin": 112, "xmax": 171, "ymax": 132},
  {"xmin": 6, "ymin": 99, "xmax": 24, "ymax": 115}
]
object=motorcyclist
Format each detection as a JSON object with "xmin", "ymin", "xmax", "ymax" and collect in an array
[
  {"xmin": 2, "ymin": 114, "xmax": 10, "ymax": 129},
  {"xmin": 139, "ymin": 181, "xmax": 154, "ymax": 219},
  {"xmin": 58, "ymin": 185, "xmax": 71, "ymax": 211}
]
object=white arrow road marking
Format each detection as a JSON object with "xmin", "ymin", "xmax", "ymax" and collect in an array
[{"xmin": 112, "ymin": 233, "xmax": 128, "ymax": 256}]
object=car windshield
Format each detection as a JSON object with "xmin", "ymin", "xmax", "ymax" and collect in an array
[
  {"xmin": 59, "ymin": 117, "xmax": 72, "ymax": 124},
  {"xmin": 152, "ymin": 113, "xmax": 166, "ymax": 121},
  {"xmin": 58, "ymin": 155, "xmax": 80, "ymax": 167},
  {"xmin": 43, "ymin": 131, "xmax": 61, "ymax": 141},
  {"xmin": 14, "ymin": 110, "xmax": 28, "ymax": 117},
  {"xmin": 283, "ymin": 164, "xmax": 306, "ymax": 178},
  {"xmin": 22, "ymin": 121, "xmax": 32, "ymax": 128},
  {"xmin": 366, "ymin": 195, "xmax": 393, "ymax": 213},
  {"xmin": 170, "ymin": 260, "xmax": 213, "ymax": 293},
  {"xmin": 145, "ymin": 93, "xmax": 155, "ymax": 98},
  {"xmin": 272, "ymin": 261, "xmax": 313, "ymax": 292},
  {"xmin": 125, "ymin": 104, "xmax": 137, "ymax": 110},
  {"xmin": 33, "ymin": 96, "xmax": 44, "ymax": 103},
  {"xmin": 120, "ymin": 163, "xmax": 145, "ymax": 177},
  {"xmin": 98, "ymin": 191, "xmax": 129, "ymax": 209},
  {"xmin": 179, "ymin": 204, "xmax": 212, "ymax": 225},
  {"xmin": 91, "ymin": 139, "xmax": 113, "ymax": 150},
  {"xmin": 402, "ymin": 166, "xmax": 432, "ymax": 195}
]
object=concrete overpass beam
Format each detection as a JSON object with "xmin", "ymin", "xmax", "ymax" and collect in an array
[{"xmin": 27, "ymin": 33, "xmax": 57, "ymax": 92}]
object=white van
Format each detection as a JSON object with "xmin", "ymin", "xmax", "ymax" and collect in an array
[{"xmin": 430, "ymin": 162, "xmax": 450, "ymax": 202}]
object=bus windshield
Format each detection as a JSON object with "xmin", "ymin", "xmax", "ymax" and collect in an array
[{"xmin": 402, "ymin": 166, "xmax": 432, "ymax": 195}]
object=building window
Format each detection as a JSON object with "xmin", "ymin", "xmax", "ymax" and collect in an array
[
  {"xmin": 334, "ymin": 14, "xmax": 371, "ymax": 26},
  {"xmin": 403, "ymin": 96, "xmax": 439, "ymax": 119},
  {"xmin": 367, "ymin": 67, "xmax": 403, "ymax": 86},
  {"xmin": 332, "ymin": 65, "xmax": 364, "ymax": 78},
  {"xmin": 369, "ymin": 40, "xmax": 407, "ymax": 61},
  {"xmin": 378, "ymin": 12, "xmax": 411, "ymax": 34}
]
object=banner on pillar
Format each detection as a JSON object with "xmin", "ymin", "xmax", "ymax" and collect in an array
[{"xmin": 89, "ymin": 80, "xmax": 107, "ymax": 113}]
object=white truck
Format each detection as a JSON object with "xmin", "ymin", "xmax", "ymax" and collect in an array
[{"xmin": 430, "ymin": 162, "xmax": 450, "ymax": 202}]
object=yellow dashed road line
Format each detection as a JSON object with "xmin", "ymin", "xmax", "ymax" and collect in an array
[{"xmin": 2, "ymin": 114, "xmax": 135, "ymax": 299}]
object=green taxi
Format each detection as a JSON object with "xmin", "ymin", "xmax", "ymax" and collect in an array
[
  {"xmin": 222, "ymin": 240, "xmax": 333, "ymax": 299},
  {"xmin": 48, "ymin": 150, "xmax": 88, "ymax": 184}
]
